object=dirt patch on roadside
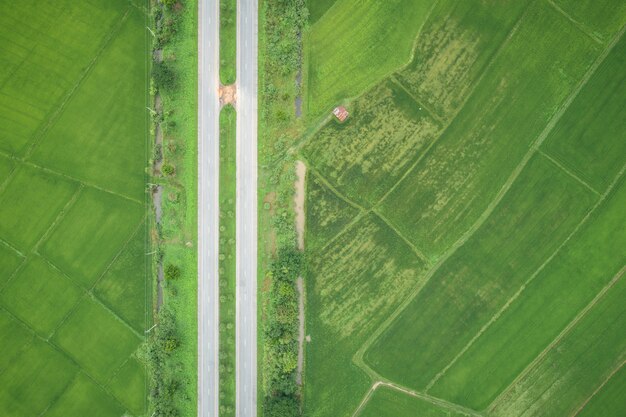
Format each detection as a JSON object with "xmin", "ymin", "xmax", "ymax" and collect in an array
[
  {"xmin": 294, "ymin": 161, "xmax": 306, "ymax": 251},
  {"xmin": 219, "ymin": 84, "xmax": 237, "ymax": 106}
]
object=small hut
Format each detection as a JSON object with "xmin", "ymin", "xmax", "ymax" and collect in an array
[{"xmin": 332, "ymin": 106, "xmax": 349, "ymax": 122}]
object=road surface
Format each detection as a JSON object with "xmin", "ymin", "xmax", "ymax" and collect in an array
[
  {"xmin": 235, "ymin": 0, "xmax": 259, "ymax": 416},
  {"xmin": 197, "ymin": 0, "xmax": 220, "ymax": 416}
]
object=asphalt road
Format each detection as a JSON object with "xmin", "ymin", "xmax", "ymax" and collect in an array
[
  {"xmin": 235, "ymin": 0, "xmax": 259, "ymax": 415},
  {"xmin": 197, "ymin": 0, "xmax": 220, "ymax": 416}
]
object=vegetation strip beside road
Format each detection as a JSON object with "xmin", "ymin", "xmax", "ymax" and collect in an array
[
  {"xmin": 220, "ymin": 0, "xmax": 236, "ymax": 85},
  {"xmin": 258, "ymin": 0, "xmax": 309, "ymax": 415},
  {"xmin": 147, "ymin": 0, "xmax": 198, "ymax": 415},
  {"xmin": 219, "ymin": 105, "xmax": 237, "ymax": 416}
]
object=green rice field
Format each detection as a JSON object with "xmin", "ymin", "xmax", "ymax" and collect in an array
[
  {"xmin": 301, "ymin": 0, "xmax": 626, "ymax": 415},
  {"xmin": 0, "ymin": 0, "xmax": 149, "ymax": 416}
]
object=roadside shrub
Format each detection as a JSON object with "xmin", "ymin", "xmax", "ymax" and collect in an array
[
  {"xmin": 153, "ymin": 62, "xmax": 177, "ymax": 90},
  {"xmin": 165, "ymin": 263, "xmax": 181, "ymax": 280},
  {"xmin": 161, "ymin": 163, "xmax": 175, "ymax": 176}
]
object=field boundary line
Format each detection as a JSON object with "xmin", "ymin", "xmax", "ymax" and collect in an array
[
  {"xmin": 23, "ymin": 7, "xmax": 133, "ymax": 159},
  {"xmin": 0, "ymin": 237, "xmax": 26, "ymax": 258},
  {"xmin": 307, "ymin": 0, "xmax": 440, "ymax": 121},
  {"xmin": 373, "ymin": 209, "xmax": 431, "ymax": 265},
  {"xmin": 47, "ymin": 218, "xmax": 147, "ymax": 340},
  {"xmin": 373, "ymin": 2, "xmax": 532, "ymax": 209},
  {"xmin": 390, "ymin": 75, "xmax": 444, "ymax": 125},
  {"xmin": 0, "ymin": 150, "xmax": 144, "ymax": 205},
  {"xmin": 0, "ymin": 162, "xmax": 19, "ymax": 194},
  {"xmin": 36, "ymin": 370, "xmax": 82, "ymax": 417},
  {"xmin": 488, "ymin": 266, "xmax": 625, "ymax": 412},
  {"xmin": 351, "ymin": 381, "xmax": 379, "ymax": 417},
  {"xmin": 538, "ymin": 150, "xmax": 600, "ymax": 196},
  {"xmin": 24, "ymin": 159, "xmax": 143, "ymax": 205},
  {"xmin": 546, "ymin": 0, "xmax": 603, "ymax": 45},
  {"xmin": 33, "ymin": 185, "xmax": 84, "ymax": 253},
  {"xmin": 304, "ymin": 163, "xmax": 367, "ymax": 211},
  {"xmin": 315, "ymin": 210, "xmax": 369, "ymax": 254},
  {"xmin": 571, "ymin": 359, "xmax": 626, "ymax": 417},
  {"xmin": 424, "ymin": 164, "xmax": 625, "ymax": 391},
  {"xmin": 352, "ymin": 23, "xmax": 621, "ymax": 382}
]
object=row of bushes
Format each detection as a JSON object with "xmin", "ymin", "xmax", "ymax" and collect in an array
[
  {"xmin": 147, "ymin": 308, "xmax": 181, "ymax": 417},
  {"xmin": 148, "ymin": 1, "xmax": 186, "ymax": 416},
  {"xmin": 263, "ymin": 249, "xmax": 304, "ymax": 416}
]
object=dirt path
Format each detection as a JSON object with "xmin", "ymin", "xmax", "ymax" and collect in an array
[
  {"xmin": 296, "ymin": 276, "xmax": 305, "ymax": 385},
  {"xmin": 294, "ymin": 161, "xmax": 306, "ymax": 250},
  {"xmin": 294, "ymin": 161, "xmax": 307, "ymax": 386}
]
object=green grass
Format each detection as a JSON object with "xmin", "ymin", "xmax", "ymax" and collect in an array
[
  {"xmin": 52, "ymin": 297, "xmax": 141, "ymax": 382},
  {"xmin": 305, "ymin": 213, "xmax": 427, "ymax": 417},
  {"xmin": 0, "ymin": 0, "xmax": 149, "ymax": 414},
  {"xmin": 0, "ymin": 165, "xmax": 78, "ymax": 252},
  {"xmin": 542, "ymin": 36, "xmax": 626, "ymax": 192},
  {"xmin": 577, "ymin": 365, "xmax": 626, "ymax": 417},
  {"xmin": 0, "ymin": 155, "xmax": 15, "ymax": 182},
  {"xmin": 307, "ymin": 0, "xmax": 337, "ymax": 24},
  {"xmin": 306, "ymin": 0, "xmax": 437, "ymax": 116},
  {"xmin": 44, "ymin": 372, "xmax": 125, "ymax": 417},
  {"xmin": 0, "ymin": 310, "xmax": 33, "ymax": 372},
  {"xmin": 304, "ymin": 171, "xmax": 359, "ymax": 252},
  {"xmin": 364, "ymin": 155, "xmax": 597, "ymax": 390},
  {"xmin": 395, "ymin": 0, "xmax": 530, "ymax": 120},
  {"xmin": 0, "ymin": 256, "xmax": 82, "ymax": 337},
  {"xmin": 430, "ymin": 175, "xmax": 626, "ymax": 409},
  {"xmin": 39, "ymin": 187, "xmax": 144, "ymax": 287},
  {"xmin": 0, "ymin": 244, "xmax": 23, "ymax": 285},
  {"xmin": 30, "ymin": 8, "xmax": 148, "ymax": 201},
  {"xmin": 359, "ymin": 386, "xmax": 466, "ymax": 417},
  {"xmin": 0, "ymin": 0, "xmax": 128, "ymax": 155},
  {"xmin": 0, "ymin": 339, "xmax": 77, "ymax": 417},
  {"xmin": 490, "ymin": 272, "xmax": 626, "ymax": 417},
  {"xmin": 220, "ymin": 0, "xmax": 236, "ymax": 84},
  {"xmin": 302, "ymin": 79, "xmax": 441, "ymax": 207},
  {"xmin": 219, "ymin": 105, "xmax": 237, "ymax": 416},
  {"xmin": 551, "ymin": 0, "xmax": 626, "ymax": 43},
  {"xmin": 156, "ymin": 0, "xmax": 199, "ymax": 413},
  {"xmin": 107, "ymin": 358, "xmax": 147, "ymax": 415},
  {"xmin": 379, "ymin": 1, "xmax": 601, "ymax": 258},
  {"xmin": 94, "ymin": 221, "xmax": 149, "ymax": 332}
]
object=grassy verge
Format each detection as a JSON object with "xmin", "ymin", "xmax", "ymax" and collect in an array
[
  {"xmin": 219, "ymin": 105, "xmax": 237, "ymax": 416},
  {"xmin": 148, "ymin": 0, "xmax": 198, "ymax": 415},
  {"xmin": 220, "ymin": 0, "xmax": 236, "ymax": 84},
  {"xmin": 257, "ymin": 0, "xmax": 309, "ymax": 415}
]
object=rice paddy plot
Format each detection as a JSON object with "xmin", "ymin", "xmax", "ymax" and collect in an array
[
  {"xmin": 379, "ymin": 1, "xmax": 601, "ymax": 258},
  {"xmin": 43, "ymin": 372, "xmax": 125, "ymax": 417},
  {"xmin": 395, "ymin": 0, "xmax": 530, "ymax": 121},
  {"xmin": 0, "ymin": 0, "xmax": 128, "ymax": 155},
  {"xmin": 490, "ymin": 272, "xmax": 626, "ymax": 417},
  {"xmin": 0, "ymin": 165, "xmax": 78, "ymax": 253},
  {"xmin": 576, "ymin": 365, "xmax": 626, "ymax": 417},
  {"xmin": 39, "ymin": 187, "xmax": 144, "ymax": 288},
  {"xmin": 429, "ymin": 174, "xmax": 626, "ymax": 409},
  {"xmin": 306, "ymin": 0, "xmax": 436, "ymax": 116},
  {"xmin": 29, "ymin": 8, "xmax": 148, "ymax": 201},
  {"xmin": 0, "ymin": 244, "xmax": 23, "ymax": 285},
  {"xmin": 542, "ymin": 35, "xmax": 626, "ymax": 193},
  {"xmin": 0, "ymin": 339, "xmax": 77, "ymax": 417},
  {"xmin": 304, "ymin": 171, "xmax": 360, "ymax": 252},
  {"xmin": 52, "ymin": 297, "xmax": 142, "ymax": 383},
  {"xmin": 305, "ymin": 213, "xmax": 427, "ymax": 417},
  {"xmin": 94, "ymin": 221, "xmax": 149, "ymax": 332},
  {"xmin": 302, "ymin": 80, "xmax": 441, "ymax": 207},
  {"xmin": 0, "ymin": 256, "xmax": 83, "ymax": 337},
  {"xmin": 364, "ymin": 155, "xmax": 597, "ymax": 391},
  {"xmin": 306, "ymin": 0, "xmax": 337, "ymax": 24},
  {"xmin": 550, "ymin": 0, "xmax": 626, "ymax": 44},
  {"xmin": 358, "ymin": 386, "xmax": 468, "ymax": 417}
]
